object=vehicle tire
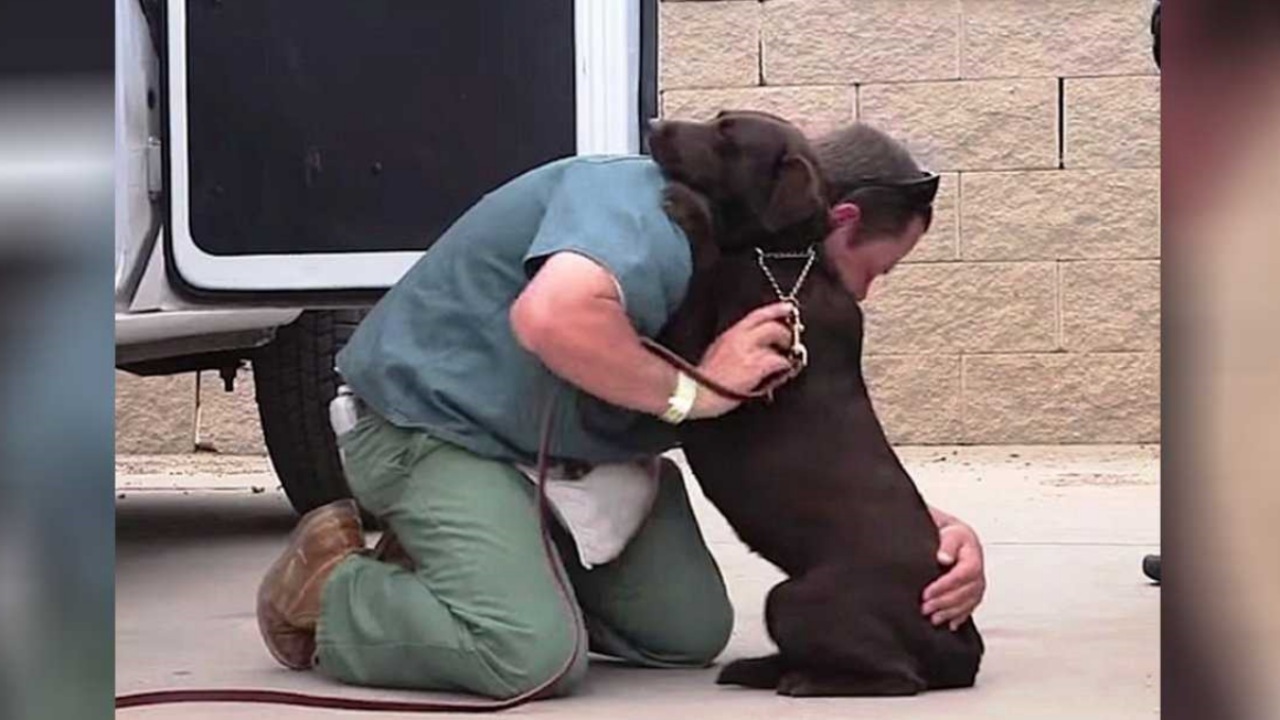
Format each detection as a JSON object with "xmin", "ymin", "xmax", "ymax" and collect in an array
[{"xmin": 252, "ymin": 309, "xmax": 366, "ymax": 515}]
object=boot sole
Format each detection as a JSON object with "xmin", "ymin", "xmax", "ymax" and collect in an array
[{"xmin": 256, "ymin": 593, "xmax": 316, "ymax": 671}]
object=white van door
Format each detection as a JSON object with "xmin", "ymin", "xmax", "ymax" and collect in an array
[{"xmin": 162, "ymin": 0, "xmax": 655, "ymax": 295}]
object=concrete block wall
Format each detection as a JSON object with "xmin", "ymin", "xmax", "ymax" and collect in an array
[{"xmin": 660, "ymin": 0, "xmax": 1161, "ymax": 444}]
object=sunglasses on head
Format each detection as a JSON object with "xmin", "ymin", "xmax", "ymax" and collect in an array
[{"xmin": 836, "ymin": 170, "xmax": 941, "ymax": 210}]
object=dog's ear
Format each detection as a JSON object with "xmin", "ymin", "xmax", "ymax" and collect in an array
[{"xmin": 761, "ymin": 154, "xmax": 826, "ymax": 232}]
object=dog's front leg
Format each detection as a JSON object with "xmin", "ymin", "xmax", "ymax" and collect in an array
[{"xmin": 662, "ymin": 180, "xmax": 718, "ymax": 273}]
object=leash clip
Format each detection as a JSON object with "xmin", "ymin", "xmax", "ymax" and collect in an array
[
  {"xmin": 756, "ymin": 246, "xmax": 817, "ymax": 379},
  {"xmin": 786, "ymin": 300, "xmax": 809, "ymax": 371}
]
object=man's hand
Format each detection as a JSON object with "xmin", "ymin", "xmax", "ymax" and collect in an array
[
  {"xmin": 689, "ymin": 301, "xmax": 795, "ymax": 419},
  {"xmin": 921, "ymin": 510, "xmax": 986, "ymax": 631}
]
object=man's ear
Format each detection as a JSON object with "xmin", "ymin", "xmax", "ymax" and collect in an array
[
  {"xmin": 829, "ymin": 202, "xmax": 860, "ymax": 227},
  {"xmin": 761, "ymin": 154, "xmax": 826, "ymax": 232}
]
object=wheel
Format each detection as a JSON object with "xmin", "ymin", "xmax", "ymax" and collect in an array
[
  {"xmin": 1142, "ymin": 554, "xmax": 1161, "ymax": 585},
  {"xmin": 252, "ymin": 309, "xmax": 366, "ymax": 514}
]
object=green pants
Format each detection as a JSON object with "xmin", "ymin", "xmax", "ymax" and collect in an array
[{"xmin": 314, "ymin": 409, "xmax": 734, "ymax": 699}]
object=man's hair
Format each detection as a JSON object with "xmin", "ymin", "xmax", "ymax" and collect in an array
[{"xmin": 812, "ymin": 122, "xmax": 935, "ymax": 240}]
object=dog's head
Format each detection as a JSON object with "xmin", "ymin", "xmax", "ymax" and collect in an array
[{"xmin": 648, "ymin": 110, "xmax": 829, "ymax": 248}]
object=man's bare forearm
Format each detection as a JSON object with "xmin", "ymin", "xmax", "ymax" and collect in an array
[
  {"xmin": 515, "ymin": 292, "xmax": 680, "ymax": 416},
  {"xmin": 510, "ymin": 252, "xmax": 683, "ymax": 417}
]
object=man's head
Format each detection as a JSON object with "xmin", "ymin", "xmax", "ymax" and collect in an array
[
  {"xmin": 648, "ymin": 110, "xmax": 829, "ymax": 247},
  {"xmin": 813, "ymin": 123, "xmax": 938, "ymax": 301}
]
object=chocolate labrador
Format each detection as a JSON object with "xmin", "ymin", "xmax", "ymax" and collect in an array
[{"xmin": 647, "ymin": 112, "xmax": 985, "ymax": 697}]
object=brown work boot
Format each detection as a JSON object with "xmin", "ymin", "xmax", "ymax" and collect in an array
[
  {"xmin": 256, "ymin": 499, "xmax": 365, "ymax": 670},
  {"xmin": 372, "ymin": 530, "xmax": 414, "ymax": 571}
]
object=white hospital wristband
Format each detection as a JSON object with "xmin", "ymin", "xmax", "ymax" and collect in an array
[{"xmin": 660, "ymin": 371, "xmax": 698, "ymax": 424}]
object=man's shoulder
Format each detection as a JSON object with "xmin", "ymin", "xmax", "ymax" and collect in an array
[
  {"xmin": 559, "ymin": 154, "xmax": 662, "ymax": 180},
  {"xmin": 495, "ymin": 154, "xmax": 661, "ymax": 200},
  {"xmin": 555, "ymin": 155, "xmax": 670, "ymax": 213},
  {"xmin": 522, "ymin": 153, "xmax": 656, "ymax": 175},
  {"xmin": 570, "ymin": 154, "xmax": 655, "ymax": 167}
]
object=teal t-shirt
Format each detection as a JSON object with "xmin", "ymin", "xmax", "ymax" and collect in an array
[{"xmin": 335, "ymin": 155, "xmax": 693, "ymax": 465}]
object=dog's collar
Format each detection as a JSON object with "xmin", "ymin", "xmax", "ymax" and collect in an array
[
  {"xmin": 755, "ymin": 245, "xmax": 818, "ymax": 306},
  {"xmin": 755, "ymin": 244, "xmax": 819, "ymax": 371}
]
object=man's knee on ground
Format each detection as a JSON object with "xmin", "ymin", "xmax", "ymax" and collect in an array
[
  {"xmin": 475, "ymin": 611, "xmax": 587, "ymax": 699},
  {"xmin": 650, "ymin": 594, "xmax": 734, "ymax": 666}
]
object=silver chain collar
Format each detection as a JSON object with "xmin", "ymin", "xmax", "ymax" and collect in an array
[
  {"xmin": 754, "ymin": 245, "xmax": 818, "ymax": 371},
  {"xmin": 754, "ymin": 245, "xmax": 818, "ymax": 305}
]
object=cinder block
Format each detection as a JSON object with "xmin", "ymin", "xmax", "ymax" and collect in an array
[
  {"xmin": 962, "ymin": 0, "xmax": 1159, "ymax": 78},
  {"xmin": 960, "ymin": 169, "xmax": 1161, "ymax": 260},
  {"xmin": 858, "ymin": 79, "xmax": 1058, "ymax": 171},
  {"xmin": 905, "ymin": 172, "xmax": 959, "ymax": 263},
  {"xmin": 114, "ymin": 371, "xmax": 195, "ymax": 454},
  {"xmin": 660, "ymin": 1, "xmax": 760, "ymax": 89},
  {"xmin": 1064, "ymin": 76, "xmax": 1161, "ymax": 169},
  {"xmin": 861, "ymin": 262, "xmax": 1057, "ymax": 353},
  {"xmin": 195, "ymin": 366, "xmax": 267, "ymax": 455},
  {"xmin": 962, "ymin": 353, "xmax": 1160, "ymax": 443},
  {"xmin": 762, "ymin": 0, "xmax": 960, "ymax": 85},
  {"xmin": 863, "ymin": 354, "xmax": 962, "ymax": 444},
  {"xmin": 1061, "ymin": 261, "xmax": 1161, "ymax": 352},
  {"xmin": 661, "ymin": 86, "xmax": 854, "ymax": 139}
]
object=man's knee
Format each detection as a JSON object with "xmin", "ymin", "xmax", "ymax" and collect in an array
[
  {"xmin": 670, "ymin": 599, "xmax": 734, "ymax": 666},
  {"xmin": 476, "ymin": 611, "xmax": 588, "ymax": 698},
  {"xmin": 628, "ymin": 585, "xmax": 734, "ymax": 667}
]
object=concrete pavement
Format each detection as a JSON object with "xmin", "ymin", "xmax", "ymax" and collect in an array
[{"xmin": 116, "ymin": 445, "xmax": 1160, "ymax": 719}]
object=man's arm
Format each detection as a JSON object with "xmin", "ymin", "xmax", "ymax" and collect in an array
[{"xmin": 510, "ymin": 251, "xmax": 794, "ymax": 420}]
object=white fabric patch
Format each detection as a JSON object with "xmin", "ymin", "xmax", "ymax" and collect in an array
[
  {"xmin": 332, "ymin": 385, "xmax": 659, "ymax": 569},
  {"xmin": 517, "ymin": 459, "xmax": 660, "ymax": 569}
]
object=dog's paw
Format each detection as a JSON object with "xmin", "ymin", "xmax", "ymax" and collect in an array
[
  {"xmin": 661, "ymin": 182, "xmax": 718, "ymax": 268},
  {"xmin": 776, "ymin": 670, "xmax": 822, "ymax": 697},
  {"xmin": 662, "ymin": 184, "xmax": 709, "ymax": 233},
  {"xmin": 777, "ymin": 670, "xmax": 925, "ymax": 697},
  {"xmin": 716, "ymin": 654, "xmax": 783, "ymax": 689}
]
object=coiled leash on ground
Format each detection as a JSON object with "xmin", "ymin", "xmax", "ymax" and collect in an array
[{"xmin": 116, "ymin": 252, "xmax": 812, "ymax": 711}]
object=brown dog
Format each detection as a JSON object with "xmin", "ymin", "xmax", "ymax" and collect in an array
[{"xmin": 648, "ymin": 112, "xmax": 985, "ymax": 696}]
